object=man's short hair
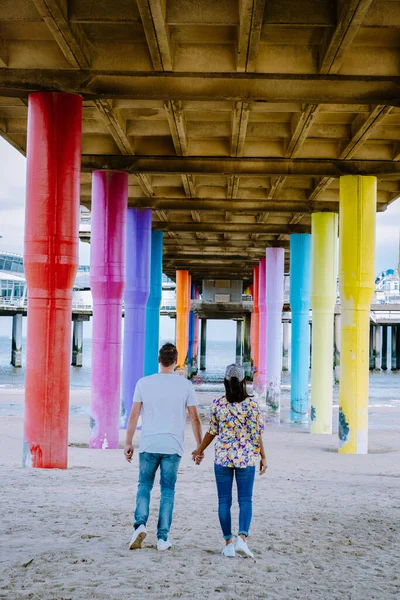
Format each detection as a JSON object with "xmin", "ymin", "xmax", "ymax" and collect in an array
[{"xmin": 159, "ymin": 343, "xmax": 178, "ymax": 367}]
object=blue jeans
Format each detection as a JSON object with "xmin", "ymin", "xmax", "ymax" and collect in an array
[
  {"xmin": 214, "ymin": 464, "xmax": 256, "ymax": 540},
  {"xmin": 134, "ymin": 452, "xmax": 181, "ymax": 541}
]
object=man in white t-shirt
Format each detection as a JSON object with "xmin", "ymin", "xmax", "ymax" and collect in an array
[{"xmin": 124, "ymin": 343, "xmax": 202, "ymax": 551}]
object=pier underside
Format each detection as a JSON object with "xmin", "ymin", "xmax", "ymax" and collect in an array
[{"xmin": 1, "ymin": 0, "xmax": 400, "ymax": 283}]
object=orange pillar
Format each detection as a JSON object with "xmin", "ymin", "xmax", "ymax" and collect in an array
[
  {"xmin": 23, "ymin": 93, "xmax": 82, "ymax": 469},
  {"xmin": 176, "ymin": 270, "xmax": 190, "ymax": 375},
  {"xmin": 251, "ymin": 265, "xmax": 260, "ymax": 379}
]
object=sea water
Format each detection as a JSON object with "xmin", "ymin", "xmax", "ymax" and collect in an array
[{"xmin": 0, "ymin": 334, "xmax": 399, "ymax": 407}]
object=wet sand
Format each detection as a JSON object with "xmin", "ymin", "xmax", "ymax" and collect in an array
[{"xmin": 1, "ymin": 389, "xmax": 400, "ymax": 600}]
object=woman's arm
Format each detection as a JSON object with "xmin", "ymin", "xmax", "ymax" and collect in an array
[
  {"xmin": 259, "ymin": 436, "xmax": 267, "ymax": 475},
  {"xmin": 191, "ymin": 432, "xmax": 216, "ymax": 464}
]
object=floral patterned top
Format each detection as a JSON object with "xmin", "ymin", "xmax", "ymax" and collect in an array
[{"xmin": 208, "ymin": 395, "xmax": 264, "ymax": 468}]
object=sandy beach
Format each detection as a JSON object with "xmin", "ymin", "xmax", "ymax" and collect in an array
[{"xmin": 1, "ymin": 389, "xmax": 399, "ymax": 600}]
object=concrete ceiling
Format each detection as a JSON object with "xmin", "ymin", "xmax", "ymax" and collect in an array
[{"xmin": 1, "ymin": 0, "xmax": 400, "ymax": 282}]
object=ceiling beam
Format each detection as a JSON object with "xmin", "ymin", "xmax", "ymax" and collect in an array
[
  {"xmin": 227, "ymin": 175, "xmax": 240, "ymax": 199},
  {"xmin": 136, "ymin": 0, "xmax": 173, "ymax": 71},
  {"xmin": 154, "ymin": 223, "xmax": 310, "ymax": 233},
  {"xmin": 338, "ymin": 105, "xmax": 392, "ymax": 160},
  {"xmin": 81, "ymin": 156, "xmax": 400, "ymax": 178},
  {"xmin": 285, "ymin": 104, "xmax": 320, "ymax": 159},
  {"xmin": 2, "ymin": 70, "xmax": 400, "ymax": 106},
  {"xmin": 0, "ymin": 34, "xmax": 7, "ymax": 68},
  {"xmin": 31, "ymin": 0, "xmax": 91, "ymax": 68},
  {"xmin": 164, "ymin": 100, "xmax": 188, "ymax": 156},
  {"xmin": 126, "ymin": 199, "xmax": 338, "ymax": 212},
  {"xmin": 136, "ymin": 173, "xmax": 155, "ymax": 196},
  {"xmin": 93, "ymin": 99, "xmax": 134, "ymax": 154},
  {"xmin": 237, "ymin": 0, "xmax": 265, "ymax": 72},
  {"xmin": 319, "ymin": 0, "xmax": 373, "ymax": 75},
  {"xmin": 0, "ymin": 119, "xmax": 25, "ymax": 154},
  {"xmin": 231, "ymin": 101, "xmax": 250, "ymax": 157}
]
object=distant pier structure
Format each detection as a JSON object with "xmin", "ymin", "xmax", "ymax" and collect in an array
[{"xmin": 1, "ymin": 1, "xmax": 400, "ymax": 463}]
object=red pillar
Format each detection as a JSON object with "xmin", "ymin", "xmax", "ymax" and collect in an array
[{"xmin": 23, "ymin": 93, "xmax": 82, "ymax": 469}]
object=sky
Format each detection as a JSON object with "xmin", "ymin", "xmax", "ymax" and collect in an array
[{"xmin": 0, "ymin": 136, "xmax": 399, "ymax": 340}]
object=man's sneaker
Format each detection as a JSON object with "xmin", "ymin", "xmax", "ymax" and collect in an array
[
  {"xmin": 157, "ymin": 539, "xmax": 172, "ymax": 551},
  {"xmin": 129, "ymin": 525, "xmax": 147, "ymax": 550},
  {"xmin": 235, "ymin": 536, "xmax": 254, "ymax": 558},
  {"xmin": 222, "ymin": 543, "xmax": 235, "ymax": 557}
]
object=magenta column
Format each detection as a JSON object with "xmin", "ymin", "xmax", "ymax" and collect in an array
[
  {"xmin": 266, "ymin": 248, "xmax": 285, "ymax": 420},
  {"xmin": 256, "ymin": 257, "xmax": 267, "ymax": 402},
  {"xmin": 121, "ymin": 208, "xmax": 152, "ymax": 428},
  {"xmin": 89, "ymin": 171, "xmax": 128, "ymax": 449}
]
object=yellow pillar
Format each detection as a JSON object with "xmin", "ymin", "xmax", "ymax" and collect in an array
[
  {"xmin": 339, "ymin": 176, "xmax": 376, "ymax": 454},
  {"xmin": 310, "ymin": 213, "xmax": 338, "ymax": 434}
]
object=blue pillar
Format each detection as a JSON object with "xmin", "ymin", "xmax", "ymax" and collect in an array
[
  {"xmin": 187, "ymin": 282, "xmax": 196, "ymax": 378},
  {"xmin": 121, "ymin": 209, "xmax": 152, "ymax": 428},
  {"xmin": 289, "ymin": 233, "xmax": 311, "ymax": 423},
  {"xmin": 144, "ymin": 230, "xmax": 163, "ymax": 376}
]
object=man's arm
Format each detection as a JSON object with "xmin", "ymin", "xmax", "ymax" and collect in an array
[
  {"xmin": 124, "ymin": 402, "xmax": 142, "ymax": 463},
  {"xmin": 187, "ymin": 405, "xmax": 203, "ymax": 448}
]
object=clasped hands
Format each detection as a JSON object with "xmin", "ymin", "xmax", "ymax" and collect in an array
[{"xmin": 191, "ymin": 448, "xmax": 204, "ymax": 465}]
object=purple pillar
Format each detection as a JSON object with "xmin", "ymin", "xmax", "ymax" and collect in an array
[
  {"xmin": 121, "ymin": 209, "xmax": 152, "ymax": 428},
  {"xmin": 266, "ymin": 248, "xmax": 285, "ymax": 418},
  {"xmin": 256, "ymin": 257, "xmax": 267, "ymax": 401},
  {"xmin": 89, "ymin": 171, "xmax": 128, "ymax": 449}
]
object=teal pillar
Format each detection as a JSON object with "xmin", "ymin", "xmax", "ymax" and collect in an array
[
  {"xmin": 144, "ymin": 230, "xmax": 163, "ymax": 376},
  {"xmin": 289, "ymin": 234, "xmax": 311, "ymax": 423}
]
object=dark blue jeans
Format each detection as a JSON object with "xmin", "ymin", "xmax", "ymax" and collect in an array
[
  {"xmin": 214, "ymin": 463, "xmax": 256, "ymax": 540},
  {"xmin": 134, "ymin": 452, "xmax": 181, "ymax": 541}
]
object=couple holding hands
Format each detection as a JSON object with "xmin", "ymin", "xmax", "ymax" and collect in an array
[{"xmin": 125, "ymin": 343, "xmax": 267, "ymax": 558}]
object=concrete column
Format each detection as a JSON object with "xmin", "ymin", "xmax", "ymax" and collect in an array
[
  {"xmin": 121, "ymin": 209, "xmax": 152, "ymax": 428},
  {"xmin": 375, "ymin": 325, "xmax": 381, "ymax": 370},
  {"xmin": 144, "ymin": 230, "xmax": 163, "ymax": 376},
  {"xmin": 397, "ymin": 325, "xmax": 400, "ymax": 371},
  {"xmin": 265, "ymin": 247, "xmax": 285, "ymax": 414},
  {"xmin": 370, "ymin": 324, "xmax": 377, "ymax": 370},
  {"xmin": 334, "ymin": 313, "xmax": 341, "ymax": 383},
  {"xmin": 187, "ymin": 282, "xmax": 196, "ymax": 378},
  {"xmin": 243, "ymin": 313, "xmax": 252, "ymax": 379},
  {"xmin": 381, "ymin": 325, "xmax": 388, "ymax": 371},
  {"xmin": 289, "ymin": 234, "xmax": 312, "ymax": 423},
  {"xmin": 310, "ymin": 213, "xmax": 338, "ymax": 435},
  {"xmin": 192, "ymin": 287, "xmax": 200, "ymax": 375},
  {"xmin": 200, "ymin": 318, "xmax": 207, "ymax": 370},
  {"xmin": 339, "ymin": 175, "xmax": 376, "ymax": 454},
  {"xmin": 392, "ymin": 325, "xmax": 397, "ymax": 371},
  {"xmin": 282, "ymin": 321, "xmax": 289, "ymax": 371},
  {"xmin": 90, "ymin": 171, "xmax": 127, "ymax": 449},
  {"xmin": 11, "ymin": 313, "xmax": 23, "ymax": 367},
  {"xmin": 256, "ymin": 257, "xmax": 267, "ymax": 401},
  {"xmin": 176, "ymin": 270, "xmax": 190, "ymax": 375},
  {"xmin": 23, "ymin": 93, "xmax": 81, "ymax": 469},
  {"xmin": 250, "ymin": 265, "xmax": 260, "ymax": 380},
  {"xmin": 71, "ymin": 320, "xmax": 83, "ymax": 367},
  {"xmin": 235, "ymin": 319, "xmax": 243, "ymax": 365}
]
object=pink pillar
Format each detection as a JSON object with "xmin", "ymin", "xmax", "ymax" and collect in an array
[
  {"xmin": 266, "ymin": 248, "xmax": 285, "ymax": 417},
  {"xmin": 89, "ymin": 171, "xmax": 128, "ymax": 449},
  {"xmin": 256, "ymin": 257, "xmax": 267, "ymax": 401}
]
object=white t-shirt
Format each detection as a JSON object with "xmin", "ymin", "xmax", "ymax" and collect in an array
[{"xmin": 133, "ymin": 373, "xmax": 198, "ymax": 456}]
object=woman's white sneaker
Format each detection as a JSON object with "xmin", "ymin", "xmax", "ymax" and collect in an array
[
  {"xmin": 157, "ymin": 539, "xmax": 172, "ymax": 551},
  {"xmin": 235, "ymin": 536, "xmax": 254, "ymax": 558},
  {"xmin": 129, "ymin": 525, "xmax": 147, "ymax": 550},
  {"xmin": 222, "ymin": 543, "xmax": 236, "ymax": 557}
]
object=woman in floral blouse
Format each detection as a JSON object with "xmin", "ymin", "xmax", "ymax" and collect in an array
[{"xmin": 192, "ymin": 364, "xmax": 267, "ymax": 558}]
